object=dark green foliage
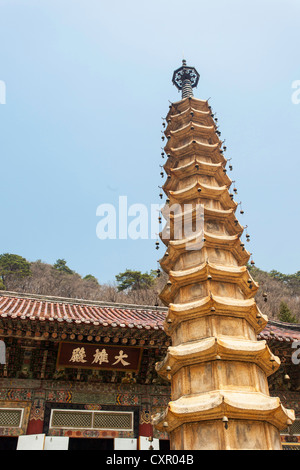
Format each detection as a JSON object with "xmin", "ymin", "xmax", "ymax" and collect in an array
[
  {"xmin": 83, "ymin": 274, "xmax": 99, "ymax": 284},
  {"xmin": 0, "ymin": 253, "xmax": 31, "ymax": 288},
  {"xmin": 278, "ymin": 301, "xmax": 297, "ymax": 323},
  {"xmin": 53, "ymin": 259, "xmax": 74, "ymax": 275},
  {"xmin": 115, "ymin": 269, "xmax": 156, "ymax": 292}
]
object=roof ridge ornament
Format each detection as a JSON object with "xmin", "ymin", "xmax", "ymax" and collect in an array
[{"xmin": 172, "ymin": 60, "xmax": 200, "ymax": 99}]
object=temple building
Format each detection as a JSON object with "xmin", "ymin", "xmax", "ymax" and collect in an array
[
  {"xmin": 0, "ymin": 290, "xmax": 299, "ymax": 450},
  {"xmin": 0, "ymin": 62, "xmax": 299, "ymax": 450}
]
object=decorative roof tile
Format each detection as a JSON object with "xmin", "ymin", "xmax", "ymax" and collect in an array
[
  {"xmin": 258, "ymin": 320, "xmax": 300, "ymax": 342},
  {"xmin": 0, "ymin": 292, "xmax": 167, "ymax": 331},
  {"xmin": 0, "ymin": 292, "xmax": 299, "ymax": 341}
]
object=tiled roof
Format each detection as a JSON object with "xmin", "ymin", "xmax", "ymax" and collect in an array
[
  {"xmin": 0, "ymin": 292, "xmax": 167, "ymax": 331},
  {"xmin": 0, "ymin": 292, "xmax": 299, "ymax": 341},
  {"xmin": 258, "ymin": 320, "xmax": 300, "ymax": 343}
]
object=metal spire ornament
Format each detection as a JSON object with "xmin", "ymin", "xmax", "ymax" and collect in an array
[{"xmin": 172, "ymin": 60, "xmax": 200, "ymax": 99}]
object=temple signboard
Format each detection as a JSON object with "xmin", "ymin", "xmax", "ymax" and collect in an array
[{"xmin": 57, "ymin": 342, "xmax": 143, "ymax": 372}]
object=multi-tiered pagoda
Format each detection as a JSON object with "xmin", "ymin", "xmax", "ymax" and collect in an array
[{"xmin": 153, "ymin": 61, "xmax": 295, "ymax": 450}]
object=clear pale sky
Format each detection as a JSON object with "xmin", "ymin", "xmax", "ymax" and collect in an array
[{"xmin": 0, "ymin": 0, "xmax": 299, "ymax": 284}]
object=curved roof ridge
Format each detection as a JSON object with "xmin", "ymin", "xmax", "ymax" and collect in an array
[
  {"xmin": 0, "ymin": 291, "xmax": 299, "ymax": 340},
  {"xmin": 267, "ymin": 319, "xmax": 300, "ymax": 332},
  {"xmin": 0, "ymin": 290, "xmax": 168, "ymax": 312}
]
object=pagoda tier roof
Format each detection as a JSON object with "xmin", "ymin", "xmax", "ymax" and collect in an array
[
  {"xmin": 168, "ymin": 181, "xmax": 237, "ymax": 210},
  {"xmin": 153, "ymin": 389, "xmax": 294, "ymax": 433},
  {"xmin": 163, "ymin": 159, "xmax": 231, "ymax": 189},
  {"xmin": 163, "ymin": 154, "xmax": 227, "ymax": 175},
  {"xmin": 160, "ymin": 206, "xmax": 243, "ymax": 241},
  {"xmin": 166, "ymin": 97, "xmax": 209, "ymax": 119},
  {"xmin": 167, "ymin": 103, "xmax": 209, "ymax": 118},
  {"xmin": 156, "ymin": 335, "xmax": 280, "ymax": 378},
  {"xmin": 0, "ymin": 291, "xmax": 166, "ymax": 331},
  {"xmin": 164, "ymin": 139, "xmax": 221, "ymax": 159},
  {"xmin": 204, "ymin": 206, "xmax": 244, "ymax": 235},
  {"xmin": 165, "ymin": 121, "xmax": 217, "ymax": 142},
  {"xmin": 159, "ymin": 231, "xmax": 250, "ymax": 270},
  {"xmin": 165, "ymin": 295, "xmax": 267, "ymax": 335},
  {"xmin": 161, "ymin": 203, "xmax": 243, "ymax": 235},
  {"xmin": 166, "ymin": 106, "xmax": 212, "ymax": 129},
  {"xmin": 164, "ymin": 146, "xmax": 225, "ymax": 166},
  {"xmin": 160, "ymin": 229, "xmax": 245, "ymax": 252},
  {"xmin": 159, "ymin": 262, "xmax": 258, "ymax": 305}
]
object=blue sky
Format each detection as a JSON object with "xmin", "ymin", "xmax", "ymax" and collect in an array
[{"xmin": 0, "ymin": 0, "xmax": 299, "ymax": 284}]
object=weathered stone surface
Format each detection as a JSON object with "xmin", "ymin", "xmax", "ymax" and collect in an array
[{"xmin": 154, "ymin": 95, "xmax": 294, "ymax": 449}]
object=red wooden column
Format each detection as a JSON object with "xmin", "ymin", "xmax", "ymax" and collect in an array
[
  {"xmin": 26, "ymin": 399, "xmax": 44, "ymax": 435},
  {"xmin": 139, "ymin": 408, "xmax": 152, "ymax": 437}
]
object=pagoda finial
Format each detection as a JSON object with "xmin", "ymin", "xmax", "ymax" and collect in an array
[{"xmin": 172, "ymin": 60, "xmax": 200, "ymax": 99}]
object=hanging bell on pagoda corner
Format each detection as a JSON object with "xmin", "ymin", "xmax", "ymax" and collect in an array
[{"xmin": 222, "ymin": 416, "xmax": 229, "ymax": 430}]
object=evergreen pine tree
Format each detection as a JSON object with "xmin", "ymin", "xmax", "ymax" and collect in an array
[{"xmin": 278, "ymin": 301, "xmax": 297, "ymax": 323}]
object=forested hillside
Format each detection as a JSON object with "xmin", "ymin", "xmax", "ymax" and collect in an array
[{"xmin": 0, "ymin": 253, "xmax": 299, "ymax": 323}]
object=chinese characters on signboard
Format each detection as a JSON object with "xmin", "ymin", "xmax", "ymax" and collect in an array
[{"xmin": 57, "ymin": 342, "xmax": 142, "ymax": 372}]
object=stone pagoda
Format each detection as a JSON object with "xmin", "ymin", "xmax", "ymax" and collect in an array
[{"xmin": 153, "ymin": 61, "xmax": 295, "ymax": 450}]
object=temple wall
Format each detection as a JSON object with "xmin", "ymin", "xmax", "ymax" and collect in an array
[
  {"xmin": 0, "ymin": 376, "xmax": 299, "ymax": 448},
  {"xmin": 0, "ymin": 379, "xmax": 170, "ymax": 441}
]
